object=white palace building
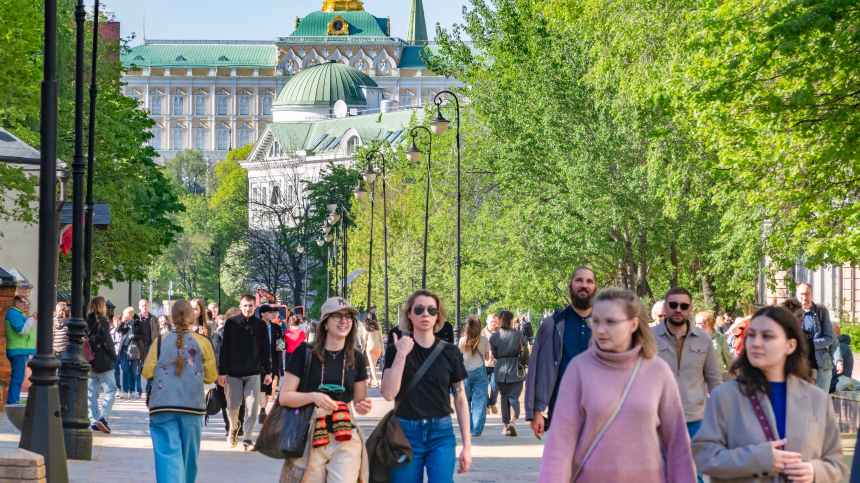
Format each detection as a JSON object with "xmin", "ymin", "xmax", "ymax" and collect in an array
[{"xmin": 120, "ymin": 0, "xmax": 464, "ymax": 163}]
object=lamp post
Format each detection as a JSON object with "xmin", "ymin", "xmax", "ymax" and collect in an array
[
  {"xmin": 364, "ymin": 150, "xmax": 389, "ymax": 334},
  {"xmin": 429, "ymin": 91, "xmax": 461, "ymax": 344},
  {"xmin": 354, "ymin": 164, "xmax": 376, "ymax": 314},
  {"xmin": 208, "ymin": 245, "xmax": 221, "ymax": 309},
  {"xmin": 405, "ymin": 126, "xmax": 433, "ymax": 289},
  {"xmin": 56, "ymin": 0, "xmax": 95, "ymax": 461},
  {"xmin": 297, "ymin": 242, "xmax": 308, "ymax": 310},
  {"xmin": 19, "ymin": 0, "xmax": 69, "ymax": 475},
  {"xmin": 82, "ymin": 0, "xmax": 100, "ymax": 312}
]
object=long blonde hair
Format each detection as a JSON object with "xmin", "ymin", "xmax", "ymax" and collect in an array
[
  {"xmin": 192, "ymin": 298, "xmax": 209, "ymax": 337},
  {"xmin": 463, "ymin": 316, "xmax": 482, "ymax": 356},
  {"xmin": 170, "ymin": 300, "xmax": 194, "ymax": 376},
  {"xmin": 593, "ymin": 288, "xmax": 657, "ymax": 358},
  {"xmin": 88, "ymin": 296, "xmax": 107, "ymax": 317}
]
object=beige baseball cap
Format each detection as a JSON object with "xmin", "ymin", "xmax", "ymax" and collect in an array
[{"xmin": 320, "ymin": 296, "xmax": 359, "ymax": 320}]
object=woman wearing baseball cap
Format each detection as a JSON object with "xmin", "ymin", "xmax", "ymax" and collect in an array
[{"xmin": 278, "ymin": 296, "xmax": 372, "ymax": 482}]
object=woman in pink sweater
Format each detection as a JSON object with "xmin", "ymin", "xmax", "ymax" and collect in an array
[{"xmin": 538, "ymin": 288, "xmax": 696, "ymax": 483}]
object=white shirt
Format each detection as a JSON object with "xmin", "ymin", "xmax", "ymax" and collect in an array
[{"xmin": 459, "ymin": 336, "xmax": 490, "ymax": 372}]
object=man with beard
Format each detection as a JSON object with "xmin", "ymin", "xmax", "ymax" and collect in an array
[
  {"xmin": 652, "ymin": 286, "xmax": 721, "ymax": 483},
  {"xmin": 525, "ymin": 267, "xmax": 596, "ymax": 440}
]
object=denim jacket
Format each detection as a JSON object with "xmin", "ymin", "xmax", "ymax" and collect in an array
[{"xmin": 804, "ymin": 303, "xmax": 836, "ymax": 370}]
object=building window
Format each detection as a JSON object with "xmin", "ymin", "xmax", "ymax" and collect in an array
[
  {"xmin": 271, "ymin": 184, "xmax": 280, "ymax": 205},
  {"xmin": 194, "ymin": 129, "xmax": 206, "ymax": 150},
  {"xmin": 239, "ymin": 96, "xmax": 251, "ymax": 115},
  {"xmin": 261, "ymin": 96, "xmax": 273, "ymax": 115},
  {"xmin": 346, "ymin": 136, "xmax": 359, "ymax": 154},
  {"xmin": 216, "ymin": 96, "xmax": 229, "ymax": 115},
  {"xmin": 194, "ymin": 95, "xmax": 206, "ymax": 115},
  {"xmin": 216, "ymin": 130, "xmax": 229, "ymax": 150},
  {"xmin": 172, "ymin": 95, "xmax": 185, "ymax": 115},
  {"xmin": 423, "ymin": 90, "xmax": 436, "ymax": 106},
  {"xmin": 171, "ymin": 128, "xmax": 185, "ymax": 150},
  {"xmin": 400, "ymin": 91, "xmax": 415, "ymax": 107},
  {"xmin": 238, "ymin": 129, "xmax": 252, "ymax": 147},
  {"xmin": 151, "ymin": 129, "xmax": 163, "ymax": 150},
  {"xmin": 252, "ymin": 187, "xmax": 259, "ymax": 204},
  {"xmin": 150, "ymin": 96, "xmax": 163, "ymax": 115}
]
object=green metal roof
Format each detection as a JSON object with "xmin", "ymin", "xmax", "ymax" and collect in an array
[
  {"xmin": 291, "ymin": 11, "xmax": 388, "ymax": 38},
  {"xmin": 406, "ymin": 0, "xmax": 428, "ymax": 44},
  {"xmin": 266, "ymin": 109, "xmax": 416, "ymax": 155},
  {"xmin": 122, "ymin": 43, "xmax": 277, "ymax": 69},
  {"xmin": 274, "ymin": 61, "xmax": 378, "ymax": 107},
  {"xmin": 398, "ymin": 45, "xmax": 435, "ymax": 69}
]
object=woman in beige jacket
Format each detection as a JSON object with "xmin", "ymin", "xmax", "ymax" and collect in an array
[{"xmin": 692, "ymin": 305, "xmax": 846, "ymax": 483}]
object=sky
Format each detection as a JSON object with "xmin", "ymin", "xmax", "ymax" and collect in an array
[{"xmin": 96, "ymin": 0, "xmax": 470, "ymax": 46}]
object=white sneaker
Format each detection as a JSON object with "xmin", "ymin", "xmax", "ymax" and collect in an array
[
  {"xmin": 503, "ymin": 427, "xmax": 511, "ymax": 436},
  {"xmin": 136, "ymin": 392, "xmax": 142, "ymax": 399},
  {"xmin": 122, "ymin": 392, "xmax": 129, "ymax": 399},
  {"xmin": 115, "ymin": 391, "xmax": 122, "ymax": 397}
]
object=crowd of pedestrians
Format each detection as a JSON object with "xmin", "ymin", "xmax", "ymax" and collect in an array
[{"xmin": 9, "ymin": 262, "xmax": 860, "ymax": 483}]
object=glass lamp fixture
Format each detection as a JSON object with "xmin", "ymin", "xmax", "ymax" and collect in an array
[
  {"xmin": 330, "ymin": 212, "xmax": 341, "ymax": 223},
  {"xmin": 405, "ymin": 139, "xmax": 423, "ymax": 164},
  {"xmin": 322, "ymin": 222, "xmax": 332, "ymax": 234},
  {"xmin": 361, "ymin": 164, "xmax": 377, "ymax": 184},
  {"xmin": 429, "ymin": 107, "xmax": 450, "ymax": 136},
  {"xmin": 316, "ymin": 237, "xmax": 325, "ymax": 247},
  {"xmin": 297, "ymin": 244, "xmax": 304, "ymax": 254},
  {"xmin": 353, "ymin": 184, "xmax": 367, "ymax": 201},
  {"xmin": 208, "ymin": 250, "xmax": 216, "ymax": 261},
  {"xmin": 324, "ymin": 233, "xmax": 332, "ymax": 243},
  {"xmin": 326, "ymin": 198, "xmax": 338, "ymax": 213}
]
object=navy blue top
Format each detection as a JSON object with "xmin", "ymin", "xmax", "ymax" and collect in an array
[
  {"xmin": 549, "ymin": 307, "xmax": 592, "ymax": 408},
  {"xmin": 768, "ymin": 381, "xmax": 787, "ymax": 440}
]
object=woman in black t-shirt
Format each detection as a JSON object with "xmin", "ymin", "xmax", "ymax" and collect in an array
[
  {"xmin": 381, "ymin": 289, "xmax": 471, "ymax": 482},
  {"xmin": 278, "ymin": 297, "xmax": 372, "ymax": 483}
]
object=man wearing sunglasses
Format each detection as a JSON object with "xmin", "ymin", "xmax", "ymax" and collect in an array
[
  {"xmin": 525, "ymin": 267, "xmax": 596, "ymax": 440},
  {"xmin": 652, "ymin": 286, "xmax": 721, "ymax": 483}
]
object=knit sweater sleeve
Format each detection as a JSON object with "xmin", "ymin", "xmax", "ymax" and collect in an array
[
  {"xmin": 537, "ymin": 363, "xmax": 582, "ymax": 482},
  {"xmin": 654, "ymin": 360, "xmax": 698, "ymax": 482}
]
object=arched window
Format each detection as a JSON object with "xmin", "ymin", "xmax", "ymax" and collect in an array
[{"xmin": 346, "ymin": 136, "xmax": 359, "ymax": 155}]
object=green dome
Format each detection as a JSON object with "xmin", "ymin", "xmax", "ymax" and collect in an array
[{"xmin": 275, "ymin": 61, "xmax": 378, "ymax": 107}]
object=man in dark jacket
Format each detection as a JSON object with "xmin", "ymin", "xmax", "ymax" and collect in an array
[
  {"xmin": 257, "ymin": 305, "xmax": 284, "ymax": 424},
  {"xmin": 217, "ymin": 294, "xmax": 272, "ymax": 451},
  {"xmin": 831, "ymin": 323, "xmax": 853, "ymax": 393},
  {"xmin": 524, "ymin": 267, "xmax": 596, "ymax": 440},
  {"xmin": 135, "ymin": 299, "xmax": 157, "ymax": 349}
]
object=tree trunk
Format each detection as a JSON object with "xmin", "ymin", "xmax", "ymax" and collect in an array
[
  {"xmin": 670, "ymin": 242, "xmax": 679, "ymax": 288},
  {"xmin": 702, "ymin": 273, "xmax": 714, "ymax": 309},
  {"xmin": 636, "ymin": 231, "xmax": 652, "ymax": 298}
]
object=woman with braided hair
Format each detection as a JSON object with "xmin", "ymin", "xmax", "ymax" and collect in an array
[{"xmin": 143, "ymin": 300, "xmax": 217, "ymax": 483}]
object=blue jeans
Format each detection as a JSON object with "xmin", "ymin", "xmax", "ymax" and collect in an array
[
  {"xmin": 687, "ymin": 420, "xmax": 704, "ymax": 483},
  {"xmin": 487, "ymin": 369, "xmax": 499, "ymax": 406},
  {"xmin": 7, "ymin": 355, "xmax": 29, "ymax": 404},
  {"xmin": 463, "ymin": 367, "xmax": 488, "ymax": 436},
  {"xmin": 121, "ymin": 353, "xmax": 142, "ymax": 394},
  {"xmin": 390, "ymin": 416, "xmax": 457, "ymax": 483},
  {"xmin": 113, "ymin": 359, "xmax": 122, "ymax": 389},
  {"xmin": 150, "ymin": 412, "xmax": 203, "ymax": 483},
  {"xmin": 88, "ymin": 370, "xmax": 117, "ymax": 424}
]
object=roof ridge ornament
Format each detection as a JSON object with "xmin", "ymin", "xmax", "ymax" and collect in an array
[
  {"xmin": 321, "ymin": 0, "xmax": 364, "ymax": 12},
  {"xmin": 327, "ymin": 15, "xmax": 350, "ymax": 36}
]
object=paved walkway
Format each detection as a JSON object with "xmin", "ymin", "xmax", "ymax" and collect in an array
[{"xmin": 0, "ymin": 386, "xmax": 543, "ymax": 482}]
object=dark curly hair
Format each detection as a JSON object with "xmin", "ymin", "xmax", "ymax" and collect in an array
[{"xmin": 730, "ymin": 305, "xmax": 809, "ymax": 397}]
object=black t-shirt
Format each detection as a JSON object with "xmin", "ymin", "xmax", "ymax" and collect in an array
[
  {"xmin": 383, "ymin": 339, "xmax": 468, "ymax": 420},
  {"xmin": 285, "ymin": 343, "xmax": 367, "ymax": 404}
]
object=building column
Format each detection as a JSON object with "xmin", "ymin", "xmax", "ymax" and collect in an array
[{"xmin": 231, "ymin": 68, "xmax": 236, "ymax": 76}]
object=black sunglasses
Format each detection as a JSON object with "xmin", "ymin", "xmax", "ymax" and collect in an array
[
  {"xmin": 667, "ymin": 301, "xmax": 691, "ymax": 310},
  {"xmin": 413, "ymin": 305, "xmax": 438, "ymax": 316}
]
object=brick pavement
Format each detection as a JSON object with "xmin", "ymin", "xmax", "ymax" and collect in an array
[{"xmin": 0, "ymin": 385, "xmax": 543, "ymax": 482}]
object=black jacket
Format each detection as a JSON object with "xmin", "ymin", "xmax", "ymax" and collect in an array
[
  {"xmin": 267, "ymin": 322, "xmax": 284, "ymax": 377},
  {"xmin": 135, "ymin": 312, "xmax": 156, "ymax": 347},
  {"xmin": 219, "ymin": 315, "xmax": 272, "ymax": 378},
  {"xmin": 521, "ymin": 321, "xmax": 534, "ymax": 344},
  {"xmin": 435, "ymin": 321, "xmax": 454, "ymax": 344},
  {"xmin": 87, "ymin": 314, "xmax": 116, "ymax": 373}
]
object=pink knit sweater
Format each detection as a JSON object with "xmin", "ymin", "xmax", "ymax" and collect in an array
[{"xmin": 538, "ymin": 344, "xmax": 696, "ymax": 483}]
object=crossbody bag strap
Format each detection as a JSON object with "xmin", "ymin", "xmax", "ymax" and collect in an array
[
  {"xmin": 749, "ymin": 393, "xmax": 778, "ymax": 441},
  {"xmin": 394, "ymin": 340, "xmax": 447, "ymax": 412},
  {"xmin": 572, "ymin": 356, "xmax": 642, "ymax": 483},
  {"xmin": 299, "ymin": 343, "xmax": 313, "ymax": 393}
]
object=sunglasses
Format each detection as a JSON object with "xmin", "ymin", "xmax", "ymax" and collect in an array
[
  {"xmin": 413, "ymin": 305, "xmax": 438, "ymax": 316},
  {"xmin": 667, "ymin": 302, "xmax": 691, "ymax": 310}
]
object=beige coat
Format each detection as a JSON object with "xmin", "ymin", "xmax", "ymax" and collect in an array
[
  {"xmin": 653, "ymin": 322, "xmax": 722, "ymax": 422},
  {"xmin": 691, "ymin": 377, "xmax": 846, "ymax": 483}
]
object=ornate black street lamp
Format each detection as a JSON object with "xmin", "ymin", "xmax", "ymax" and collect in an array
[
  {"xmin": 18, "ymin": 0, "xmax": 70, "ymax": 476},
  {"xmin": 56, "ymin": 0, "xmax": 95, "ymax": 461},
  {"xmin": 429, "ymin": 91, "xmax": 462, "ymax": 344},
  {"xmin": 82, "ymin": 0, "xmax": 100, "ymax": 311},
  {"xmin": 363, "ymin": 150, "xmax": 390, "ymax": 334},
  {"xmin": 354, "ymin": 164, "xmax": 377, "ymax": 316},
  {"xmin": 405, "ymin": 126, "xmax": 433, "ymax": 289}
]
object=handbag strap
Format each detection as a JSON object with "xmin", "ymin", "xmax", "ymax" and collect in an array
[
  {"xmin": 572, "ymin": 356, "xmax": 642, "ymax": 482},
  {"xmin": 749, "ymin": 393, "xmax": 778, "ymax": 441},
  {"xmin": 394, "ymin": 340, "xmax": 447, "ymax": 412},
  {"xmin": 299, "ymin": 343, "xmax": 313, "ymax": 393}
]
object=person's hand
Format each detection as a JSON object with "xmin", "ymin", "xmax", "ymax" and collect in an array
[
  {"xmin": 531, "ymin": 411, "xmax": 546, "ymax": 440},
  {"xmin": 457, "ymin": 446, "xmax": 471, "ymax": 473},
  {"xmin": 785, "ymin": 461, "xmax": 814, "ymax": 482},
  {"xmin": 313, "ymin": 392, "xmax": 338, "ymax": 412},
  {"xmin": 772, "ymin": 439, "xmax": 801, "ymax": 474},
  {"xmin": 217, "ymin": 375, "xmax": 226, "ymax": 386},
  {"xmin": 354, "ymin": 398, "xmax": 372, "ymax": 415},
  {"xmin": 264, "ymin": 374, "xmax": 273, "ymax": 386},
  {"xmin": 837, "ymin": 362, "xmax": 844, "ymax": 374},
  {"xmin": 31, "ymin": 312, "xmax": 37, "ymax": 319},
  {"xmin": 392, "ymin": 333, "xmax": 414, "ymax": 360},
  {"xmin": 129, "ymin": 334, "xmax": 134, "ymax": 340}
]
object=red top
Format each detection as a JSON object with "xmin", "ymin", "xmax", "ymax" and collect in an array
[{"xmin": 284, "ymin": 328, "xmax": 307, "ymax": 353}]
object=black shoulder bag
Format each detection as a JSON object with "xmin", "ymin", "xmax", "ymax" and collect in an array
[
  {"xmin": 366, "ymin": 341, "xmax": 447, "ymax": 483},
  {"xmin": 145, "ymin": 332, "xmax": 162, "ymax": 408},
  {"xmin": 255, "ymin": 344, "xmax": 315, "ymax": 459}
]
